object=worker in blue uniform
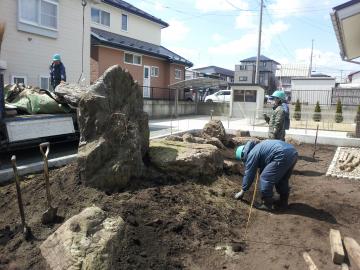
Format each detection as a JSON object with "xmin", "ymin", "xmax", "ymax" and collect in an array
[{"xmin": 234, "ymin": 140, "xmax": 298, "ymax": 211}]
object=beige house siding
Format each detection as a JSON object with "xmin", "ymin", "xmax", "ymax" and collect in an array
[
  {"xmin": 90, "ymin": 3, "xmax": 162, "ymax": 45},
  {"xmin": 0, "ymin": 0, "xmax": 91, "ymax": 87}
]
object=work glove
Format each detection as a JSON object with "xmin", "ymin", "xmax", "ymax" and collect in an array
[
  {"xmin": 234, "ymin": 190, "xmax": 245, "ymax": 200},
  {"xmin": 263, "ymin": 113, "xmax": 270, "ymax": 124}
]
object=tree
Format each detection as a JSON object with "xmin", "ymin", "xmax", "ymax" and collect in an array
[
  {"xmin": 313, "ymin": 101, "xmax": 321, "ymax": 122},
  {"xmin": 335, "ymin": 99, "xmax": 343, "ymax": 123},
  {"xmin": 294, "ymin": 99, "xmax": 301, "ymax": 121}
]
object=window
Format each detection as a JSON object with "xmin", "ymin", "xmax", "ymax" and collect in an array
[
  {"xmin": 239, "ymin": 76, "xmax": 248, "ymax": 81},
  {"xmin": 262, "ymin": 62, "xmax": 267, "ymax": 67},
  {"xmin": 175, "ymin": 69, "xmax": 182, "ymax": 79},
  {"xmin": 40, "ymin": 76, "xmax": 50, "ymax": 90},
  {"xmin": 124, "ymin": 52, "xmax": 142, "ymax": 65},
  {"xmin": 12, "ymin": 76, "xmax": 27, "ymax": 85},
  {"xmin": 233, "ymin": 90, "xmax": 257, "ymax": 102},
  {"xmin": 151, "ymin": 66, "xmax": 159, "ymax": 77},
  {"xmin": 91, "ymin": 8, "xmax": 110, "ymax": 27},
  {"xmin": 122, "ymin": 14, "xmax": 128, "ymax": 31},
  {"xmin": 19, "ymin": 0, "xmax": 58, "ymax": 30},
  {"xmin": 240, "ymin": 65, "xmax": 247, "ymax": 70}
]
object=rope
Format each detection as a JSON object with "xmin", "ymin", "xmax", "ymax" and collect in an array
[{"xmin": 243, "ymin": 170, "xmax": 260, "ymax": 241}]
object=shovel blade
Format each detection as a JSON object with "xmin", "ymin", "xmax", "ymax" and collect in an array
[{"xmin": 41, "ymin": 207, "xmax": 58, "ymax": 225}]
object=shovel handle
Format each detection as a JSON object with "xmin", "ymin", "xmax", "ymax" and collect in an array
[
  {"xmin": 39, "ymin": 142, "xmax": 50, "ymax": 158},
  {"xmin": 11, "ymin": 155, "xmax": 27, "ymax": 230}
]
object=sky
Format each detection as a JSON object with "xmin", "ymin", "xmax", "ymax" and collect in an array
[{"xmin": 131, "ymin": 0, "xmax": 359, "ymax": 82}]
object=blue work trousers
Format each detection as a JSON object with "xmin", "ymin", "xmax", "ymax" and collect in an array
[{"xmin": 259, "ymin": 152, "xmax": 298, "ymax": 198}]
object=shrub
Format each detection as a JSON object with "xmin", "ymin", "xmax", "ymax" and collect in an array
[
  {"xmin": 293, "ymin": 99, "xmax": 301, "ymax": 121},
  {"xmin": 313, "ymin": 101, "xmax": 321, "ymax": 122},
  {"xmin": 335, "ymin": 99, "xmax": 343, "ymax": 123}
]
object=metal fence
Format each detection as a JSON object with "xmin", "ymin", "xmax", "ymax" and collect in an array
[
  {"xmin": 291, "ymin": 89, "xmax": 360, "ymax": 106},
  {"xmin": 141, "ymin": 86, "xmax": 192, "ymax": 101}
]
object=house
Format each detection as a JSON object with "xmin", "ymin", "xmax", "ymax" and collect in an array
[
  {"xmin": 331, "ymin": 0, "xmax": 360, "ymax": 63},
  {"xmin": 90, "ymin": 0, "xmax": 193, "ymax": 98},
  {"xmin": 291, "ymin": 77, "xmax": 336, "ymax": 105},
  {"xmin": 0, "ymin": 0, "xmax": 91, "ymax": 89},
  {"xmin": 189, "ymin": 66, "xmax": 234, "ymax": 83},
  {"xmin": 348, "ymin": 70, "xmax": 360, "ymax": 83},
  {"xmin": 234, "ymin": 55, "xmax": 279, "ymax": 93},
  {"xmin": 275, "ymin": 64, "xmax": 309, "ymax": 92}
]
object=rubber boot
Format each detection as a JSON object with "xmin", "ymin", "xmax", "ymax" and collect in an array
[
  {"xmin": 273, "ymin": 194, "xmax": 289, "ymax": 210},
  {"xmin": 255, "ymin": 197, "xmax": 273, "ymax": 211}
]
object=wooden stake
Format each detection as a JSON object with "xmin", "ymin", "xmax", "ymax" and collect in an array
[
  {"xmin": 303, "ymin": 252, "xmax": 318, "ymax": 270},
  {"xmin": 329, "ymin": 229, "xmax": 345, "ymax": 264},
  {"xmin": 312, "ymin": 124, "xmax": 319, "ymax": 159},
  {"xmin": 344, "ymin": 237, "xmax": 360, "ymax": 270}
]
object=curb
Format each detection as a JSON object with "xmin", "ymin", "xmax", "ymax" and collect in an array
[{"xmin": 0, "ymin": 154, "xmax": 77, "ymax": 184}]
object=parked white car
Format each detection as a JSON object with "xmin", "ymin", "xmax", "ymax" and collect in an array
[{"xmin": 204, "ymin": 90, "xmax": 231, "ymax": 103}]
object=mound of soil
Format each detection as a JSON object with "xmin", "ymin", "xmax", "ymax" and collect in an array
[{"xmin": 1, "ymin": 144, "xmax": 360, "ymax": 270}]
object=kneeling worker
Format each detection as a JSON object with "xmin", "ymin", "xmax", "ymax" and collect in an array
[{"xmin": 234, "ymin": 140, "xmax": 298, "ymax": 211}]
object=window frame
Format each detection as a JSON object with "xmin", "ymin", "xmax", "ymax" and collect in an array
[
  {"xmin": 151, "ymin": 66, "xmax": 159, "ymax": 77},
  {"xmin": 175, "ymin": 69, "xmax": 182, "ymax": 80},
  {"xmin": 240, "ymin": 65, "xmax": 247, "ymax": 70},
  {"xmin": 18, "ymin": 0, "xmax": 59, "ymax": 31},
  {"xmin": 12, "ymin": 75, "xmax": 27, "ymax": 85},
  {"xmin": 121, "ymin": 13, "xmax": 128, "ymax": 31},
  {"xmin": 239, "ymin": 76, "xmax": 248, "ymax": 81},
  {"xmin": 91, "ymin": 7, "xmax": 110, "ymax": 27},
  {"xmin": 39, "ymin": 75, "xmax": 50, "ymax": 90},
  {"xmin": 124, "ymin": 52, "xmax": 142, "ymax": 66}
]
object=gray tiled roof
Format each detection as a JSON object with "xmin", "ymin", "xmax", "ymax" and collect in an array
[
  {"xmin": 241, "ymin": 55, "xmax": 280, "ymax": 64},
  {"xmin": 102, "ymin": 0, "xmax": 168, "ymax": 27},
  {"xmin": 192, "ymin": 66, "xmax": 234, "ymax": 77},
  {"xmin": 91, "ymin": 28, "xmax": 193, "ymax": 67}
]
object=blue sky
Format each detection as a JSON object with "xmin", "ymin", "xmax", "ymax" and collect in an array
[{"xmin": 132, "ymin": 0, "xmax": 359, "ymax": 81}]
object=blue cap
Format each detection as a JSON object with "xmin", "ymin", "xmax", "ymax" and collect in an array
[
  {"xmin": 235, "ymin": 145, "xmax": 245, "ymax": 160},
  {"xmin": 52, "ymin": 54, "xmax": 61, "ymax": 61}
]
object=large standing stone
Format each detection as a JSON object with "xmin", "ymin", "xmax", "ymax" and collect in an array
[
  {"xmin": 149, "ymin": 139, "xmax": 223, "ymax": 180},
  {"xmin": 40, "ymin": 207, "xmax": 125, "ymax": 270},
  {"xmin": 202, "ymin": 120, "xmax": 226, "ymax": 141},
  {"xmin": 77, "ymin": 65, "xmax": 149, "ymax": 190}
]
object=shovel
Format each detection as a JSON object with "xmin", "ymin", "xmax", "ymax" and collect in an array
[
  {"xmin": 40, "ymin": 142, "xmax": 58, "ymax": 225},
  {"xmin": 11, "ymin": 155, "xmax": 31, "ymax": 240}
]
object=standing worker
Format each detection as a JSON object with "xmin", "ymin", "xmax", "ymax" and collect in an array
[
  {"xmin": 50, "ymin": 54, "xmax": 66, "ymax": 90},
  {"xmin": 264, "ymin": 90, "xmax": 286, "ymax": 140},
  {"xmin": 234, "ymin": 140, "xmax": 298, "ymax": 211}
]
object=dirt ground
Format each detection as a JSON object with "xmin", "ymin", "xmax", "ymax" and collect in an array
[{"xmin": 1, "ymin": 143, "xmax": 360, "ymax": 270}]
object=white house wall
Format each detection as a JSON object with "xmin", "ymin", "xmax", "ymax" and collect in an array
[
  {"xmin": 291, "ymin": 79, "xmax": 335, "ymax": 105},
  {"xmin": 91, "ymin": 3, "xmax": 162, "ymax": 45},
  {"xmin": 352, "ymin": 72, "xmax": 360, "ymax": 83},
  {"xmin": 0, "ymin": 0, "xmax": 91, "ymax": 87}
]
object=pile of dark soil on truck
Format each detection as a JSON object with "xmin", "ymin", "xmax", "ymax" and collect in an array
[{"xmin": 1, "ymin": 144, "xmax": 360, "ymax": 270}]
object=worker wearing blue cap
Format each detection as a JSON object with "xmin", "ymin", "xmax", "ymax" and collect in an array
[
  {"xmin": 49, "ymin": 54, "xmax": 66, "ymax": 90},
  {"xmin": 234, "ymin": 140, "xmax": 298, "ymax": 211}
]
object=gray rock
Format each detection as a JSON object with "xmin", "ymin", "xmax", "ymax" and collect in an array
[
  {"xmin": 223, "ymin": 159, "xmax": 244, "ymax": 175},
  {"xmin": 205, "ymin": 137, "xmax": 226, "ymax": 150},
  {"xmin": 77, "ymin": 65, "xmax": 149, "ymax": 190},
  {"xmin": 54, "ymin": 83, "xmax": 88, "ymax": 107},
  {"xmin": 149, "ymin": 139, "xmax": 223, "ymax": 180},
  {"xmin": 231, "ymin": 137, "xmax": 259, "ymax": 147},
  {"xmin": 40, "ymin": 206, "xmax": 125, "ymax": 270},
  {"xmin": 202, "ymin": 120, "xmax": 226, "ymax": 141},
  {"xmin": 182, "ymin": 133, "xmax": 206, "ymax": 144},
  {"xmin": 165, "ymin": 135, "xmax": 183, "ymax": 142}
]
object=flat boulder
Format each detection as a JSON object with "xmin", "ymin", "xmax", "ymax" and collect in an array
[
  {"xmin": 40, "ymin": 206, "xmax": 125, "ymax": 270},
  {"xmin": 77, "ymin": 65, "xmax": 149, "ymax": 190},
  {"xmin": 54, "ymin": 83, "xmax": 88, "ymax": 107},
  {"xmin": 149, "ymin": 139, "xmax": 223, "ymax": 181},
  {"xmin": 202, "ymin": 120, "xmax": 226, "ymax": 141},
  {"xmin": 231, "ymin": 137, "xmax": 260, "ymax": 147}
]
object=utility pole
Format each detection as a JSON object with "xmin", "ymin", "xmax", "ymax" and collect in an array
[
  {"xmin": 308, "ymin": 39, "xmax": 314, "ymax": 77},
  {"xmin": 255, "ymin": 0, "xmax": 264, "ymax": 84}
]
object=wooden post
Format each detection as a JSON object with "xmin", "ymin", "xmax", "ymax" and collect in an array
[
  {"xmin": 329, "ymin": 229, "xmax": 345, "ymax": 264},
  {"xmin": 312, "ymin": 124, "xmax": 319, "ymax": 159},
  {"xmin": 344, "ymin": 237, "xmax": 360, "ymax": 270},
  {"xmin": 303, "ymin": 252, "xmax": 318, "ymax": 270}
]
